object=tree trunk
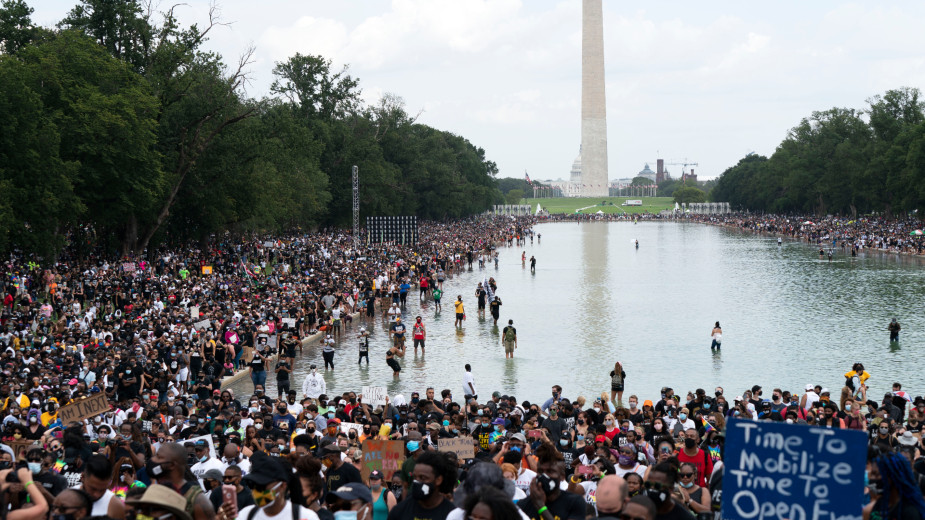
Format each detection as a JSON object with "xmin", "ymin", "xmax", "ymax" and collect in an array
[
  {"xmin": 849, "ymin": 204, "xmax": 857, "ymax": 220},
  {"xmin": 122, "ymin": 214, "xmax": 138, "ymax": 256}
]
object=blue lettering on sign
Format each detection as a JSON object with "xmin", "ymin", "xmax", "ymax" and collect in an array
[{"xmin": 722, "ymin": 419, "xmax": 866, "ymax": 520}]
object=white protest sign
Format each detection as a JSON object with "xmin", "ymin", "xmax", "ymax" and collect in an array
[
  {"xmin": 184, "ymin": 434, "xmax": 217, "ymax": 459},
  {"xmin": 193, "ymin": 319, "xmax": 211, "ymax": 330},
  {"xmin": 362, "ymin": 386, "xmax": 387, "ymax": 407},
  {"xmin": 282, "ymin": 318, "xmax": 296, "ymax": 328},
  {"xmin": 190, "ymin": 306, "xmax": 200, "ymax": 319},
  {"xmin": 338, "ymin": 422, "xmax": 364, "ymax": 435}
]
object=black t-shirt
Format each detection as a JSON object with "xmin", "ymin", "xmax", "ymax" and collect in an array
[
  {"xmin": 517, "ymin": 491, "xmax": 586, "ymax": 520},
  {"xmin": 654, "ymin": 501, "xmax": 696, "ymax": 520},
  {"xmin": 387, "ymin": 497, "xmax": 456, "ymax": 520},
  {"xmin": 34, "ymin": 471, "xmax": 68, "ymax": 496},
  {"xmin": 249, "ymin": 353, "xmax": 265, "ymax": 372},
  {"xmin": 275, "ymin": 361, "xmax": 290, "ymax": 382},
  {"xmin": 325, "ymin": 462, "xmax": 363, "ymax": 497}
]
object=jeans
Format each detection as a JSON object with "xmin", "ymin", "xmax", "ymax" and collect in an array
[
  {"xmin": 251, "ymin": 370, "xmax": 267, "ymax": 389},
  {"xmin": 711, "ymin": 339, "xmax": 721, "ymax": 350}
]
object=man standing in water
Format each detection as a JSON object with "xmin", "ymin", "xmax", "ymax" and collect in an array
[
  {"xmin": 888, "ymin": 318, "xmax": 901, "ymax": 342},
  {"xmin": 530, "ymin": 256, "xmax": 536, "ymax": 272},
  {"xmin": 502, "ymin": 320, "xmax": 517, "ymax": 358},
  {"xmin": 489, "ymin": 296, "xmax": 502, "ymax": 325},
  {"xmin": 475, "ymin": 283, "xmax": 487, "ymax": 318},
  {"xmin": 454, "ymin": 296, "xmax": 465, "ymax": 328}
]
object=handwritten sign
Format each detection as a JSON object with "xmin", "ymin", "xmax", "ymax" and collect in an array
[
  {"xmin": 122, "ymin": 262, "xmax": 135, "ymax": 273},
  {"xmin": 338, "ymin": 422, "xmax": 364, "ymax": 436},
  {"xmin": 281, "ymin": 318, "xmax": 296, "ymax": 329},
  {"xmin": 8, "ymin": 439, "xmax": 36, "ymax": 459},
  {"xmin": 361, "ymin": 439, "xmax": 405, "ymax": 481},
  {"xmin": 362, "ymin": 386, "xmax": 387, "ymax": 407},
  {"xmin": 438, "ymin": 437, "xmax": 476, "ymax": 460},
  {"xmin": 58, "ymin": 393, "xmax": 110, "ymax": 425},
  {"xmin": 190, "ymin": 306, "xmax": 200, "ymax": 319},
  {"xmin": 193, "ymin": 319, "xmax": 211, "ymax": 331},
  {"xmin": 723, "ymin": 418, "xmax": 866, "ymax": 520}
]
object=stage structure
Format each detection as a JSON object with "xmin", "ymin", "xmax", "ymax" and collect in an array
[{"xmin": 366, "ymin": 216, "xmax": 418, "ymax": 245}]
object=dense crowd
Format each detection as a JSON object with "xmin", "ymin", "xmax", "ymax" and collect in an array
[
  {"xmin": 1, "ymin": 216, "xmax": 924, "ymax": 520},
  {"xmin": 689, "ymin": 213, "xmax": 925, "ymax": 255}
]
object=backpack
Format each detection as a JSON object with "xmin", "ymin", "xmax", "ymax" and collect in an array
[
  {"xmin": 845, "ymin": 377, "xmax": 855, "ymax": 392},
  {"xmin": 504, "ymin": 327, "xmax": 516, "ymax": 342}
]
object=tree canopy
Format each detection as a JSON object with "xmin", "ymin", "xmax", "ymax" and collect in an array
[
  {"xmin": 0, "ymin": 0, "xmax": 502, "ymax": 258},
  {"xmin": 711, "ymin": 87, "xmax": 925, "ymax": 217}
]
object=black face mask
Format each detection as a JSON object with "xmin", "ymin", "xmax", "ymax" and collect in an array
[
  {"xmin": 537, "ymin": 474, "xmax": 558, "ymax": 494},
  {"xmin": 684, "ymin": 438, "xmax": 697, "ymax": 449},
  {"xmin": 646, "ymin": 487, "xmax": 668, "ymax": 505},
  {"xmin": 146, "ymin": 460, "xmax": 168, "ymax": 479},
  {"xmin": 411, "ymin": 480, "xmax": 435, "ymax": 500}
]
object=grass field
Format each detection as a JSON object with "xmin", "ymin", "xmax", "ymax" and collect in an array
[{"xmin": 522, "ymin": 196, "xmax": 675, "ymax": 214}]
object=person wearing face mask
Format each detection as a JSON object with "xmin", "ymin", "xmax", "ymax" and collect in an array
[
  {"xmin": 676, "ymin": 429, "xmax": 712, "ymax": 489},
  {"xmin": 146, "ymin": 442, "xmax": 216, "ymax": 520},
  {"xmin": 79, "ymin": 454, "xmax": 125, "ymax": 519},
  {"xmin": 670, "ymin": 408, "xmax": 695, "ymax": 437},
  {"xmin": 366, "ymin": 471, "xmax": 396, "ymax": 520},
  {"xmin": 27, "ymin": 447, "xmax": 67, "ymax": 496},
  {"xmin": 302, "ymin": 365, "xmax": 326, "ymax": 401},
  {"xmin": 672, "ymin": 463, "xmax": 710, "ymax": 516},
  {"xmin": 190, "ymin": 441, "xmax": 225, "ymax": 489},
  {"xmin": 614, "ymin": 445, "xmax": 646, "ymax": 479},
  {"xmin": 322, "ymin": 444, "xmax": 363, "ymax": 498},
  {"xmin": 644, "ymin": 463, "xmax": 694, "ymax": 520},
  {"xmin": 516, "ymin": 444, "xmax": 585, "ymax": 520},
  {"xmin": 239, "ymin": 452, "xmax": 320, "ymax": 520},
  {"xmin": 328, "ymin": 483, "xmax": 373, "ymax": 520},
  {"xmin": 221, "ymin": 443, "xmax": 251, "ymax": 475},
  {"xmin": 387, "ymin": 451, "xmax": 456, "ymax": 520}
]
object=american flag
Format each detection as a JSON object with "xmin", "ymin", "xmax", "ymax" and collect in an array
[{"xmin": 525, "ymin": 171, "xmax": 532, "ymax": 185}]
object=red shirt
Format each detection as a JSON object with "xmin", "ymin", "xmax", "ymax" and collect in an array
[{"xmin": 677, "ymin": 448, "xmax": 714, "ymax": 488}]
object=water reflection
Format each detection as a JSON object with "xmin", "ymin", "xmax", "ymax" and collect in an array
[{"xmin": 230, "ymin": 221, "xmax": 925, "ymax": 405}]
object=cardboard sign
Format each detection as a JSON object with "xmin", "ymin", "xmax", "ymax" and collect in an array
[
  {"xmin": 193, "ymin": 319, "xmax": 211, "ymax": 331},
  {"xmin": 362, "ymin": 386, "xmax": 387, "ymax": 407},
  {"xmin": 202, "ymin": 266, "xmax": 212, "ymax": 275},
  {"xmin": 190, "ymin": 306, "xmax": 200, "ymax": 319},
  {"xmin": 8, "ymin": 439, "xmax": 36, "ymax": 459},
  {"xmin": 438, "ymin": 437, "xmax": 476, "ymax": 460},
  {"xmin": 282, "ymin": 318, "xmax": 296, "ymax": 329},
  {"xmin": 361, "ymin": 439, "xmax": 405, "ymax": 481},
  {"xmin": 58, "ymin": 393, "xmax": 110, "ymax": 425},
  {"xmin": 723, "ymin": 419, "xmax": 867, "ymax": 520}
]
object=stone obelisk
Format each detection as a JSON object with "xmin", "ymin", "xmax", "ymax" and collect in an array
[{"xmin": 581, "ymin": 0, "xmax": 608, "ymax": 197}]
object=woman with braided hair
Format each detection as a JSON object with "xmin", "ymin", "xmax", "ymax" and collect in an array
[{"xmin": 865, "ymin": 450, "xmax": 925, "ymax": 520}]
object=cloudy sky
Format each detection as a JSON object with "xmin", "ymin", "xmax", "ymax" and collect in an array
[{"xmin": 33, "ymin": 1, "xmax": 925, "ymax": 181}]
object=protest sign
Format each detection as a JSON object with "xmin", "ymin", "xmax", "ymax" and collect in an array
[
  {"xmin": 338, "ymin": 422, "xmax": 364, "ymax": 436},
  {"xmin": 439, "ymin": 437, "xmax": 476, "ymax": 460},
  {"xmin": 8, "ymin": 439, "xmax": 35, "ymax": 458},
  {"xmin": 362, "ymin": 386, "xmax": 387, "ymax": 407},
  {"xmin": 190, "ymin": 305, "xmax": 200, "ymax": 319},
  {"xmin": 723, "ymin": 418, "xmax": 866, "ymax": 520},
  {"xmin": 193, "ymin": 319, "xmax": 211, "ymax": 330},
  {"xmin": 202, "ymin": 266, "xmax": 212, "ymax": 275},
  {"xmin": 282, "ymin": 318, "xmax": 296, "ymax": 329},
  {"xmin": 122, "ymin": 262, "xmax": 135, "ymax": 273},
  {"xmin": 361, "ymin": 440, "xmax": 405, "ymax": 481},
  {"xmin": 185, "ymin": 434, "xmax": 217, "ymax": 460},
  {"xmin": 58, "ymin": 393, "xmax": 110, "ymax": 424}
]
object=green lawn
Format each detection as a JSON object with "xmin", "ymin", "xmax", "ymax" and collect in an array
[{"xmin": 522, "ymin": 196, "xmax": 675, "ymax": 214}]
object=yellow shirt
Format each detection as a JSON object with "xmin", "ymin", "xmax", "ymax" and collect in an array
[
  {"xmin": 844, "ymin": 370, "xmax": 870, "ymax": 384},
  {"xmin": 454, "ymin": 301, "xmax": 464, "ymax": 314}
]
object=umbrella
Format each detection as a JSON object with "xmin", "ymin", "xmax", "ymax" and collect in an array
[
  {"xmin": 803, "ymin": 221, "xmax": 814, "ymax": 225},
  {"xmin": 910, "ymin": 230, "xmax": 923, "ymax": 236}
]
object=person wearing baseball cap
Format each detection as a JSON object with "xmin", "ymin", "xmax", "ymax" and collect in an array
[
  {"xmin": 321, "ymin": 444, "xmax": 363, "ymax": 499},
  {"xmin": 239, "ymin": 452, "xmax": 320, "ymax": 520},
  {"xmin": 328, "ymin": 483, "xmax": 373, "ymax": 519},
  {"xmin": 366, "ymin": 470, "xmax": 397, "ymax": 518}
]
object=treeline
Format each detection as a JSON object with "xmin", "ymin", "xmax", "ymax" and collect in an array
[
  {"xmin": 0, "ymin": 0, "xmax": 501, "ymax": 258},
  {"xmin": 711, "ymin": 87, "xmax": 925, "ymax": 217}
]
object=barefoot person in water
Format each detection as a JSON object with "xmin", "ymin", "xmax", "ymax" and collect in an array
[{"xmin": 710, "ymin": 322, "xmax": 723, "ymax": 351}]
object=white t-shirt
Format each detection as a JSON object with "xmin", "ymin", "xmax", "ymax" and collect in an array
[
  {"xmin": 463, "ymin": 372, "xmax": 476, "ymax": 397},
  {"xmin": 580, "ymin": 481, "xmax": 598, "ymax": 514},
  {"xmin": 803, "ymin": 391, "xmax": 820, "ymax": 412},
  {"xmin": 238, "ymin": 502, "xmax": 319, "ymax": 520},
  {"xmin": 514, "ymin": 468, "xmax": 536, "ymax": 494},
  {"xmin": 191, "ymin": 457, "xmax": 225, "ymax": 488},
  {"xmin": 614, "ymin": 463, "xmax": 647, "ymax": 478}
]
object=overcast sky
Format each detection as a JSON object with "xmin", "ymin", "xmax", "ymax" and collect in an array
[{"xmin": 33, "ymin": 1, "xmax": 925, "ymax": 181}]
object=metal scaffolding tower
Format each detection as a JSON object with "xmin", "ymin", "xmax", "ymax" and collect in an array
[{"xmin": 352, "ymin": 165, "xmax": 359, "ymax": 249}]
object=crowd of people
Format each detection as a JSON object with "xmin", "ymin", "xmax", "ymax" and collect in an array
[{"xmin": 1, "ymin": 215, "xmax": 924, "ymax": 520}]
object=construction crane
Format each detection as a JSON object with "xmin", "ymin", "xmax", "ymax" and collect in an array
[{"xmin": 666, "ymin": 160, "xmax": 699, "ymax": 175}]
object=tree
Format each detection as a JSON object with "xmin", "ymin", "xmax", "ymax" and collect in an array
[
  {"xmin": 271, "ymin": 53, "xmax": 361, "ymax": 121},
  {"xmin": 497, "ymin": 177, "xmax": 530, "ymax": 194},
  {"xmin": 673, "ymin": 186, "xmax": 706, "ymax": 204},
  {"xmin": 631, "ymin": 176, "xmax": 651, "ymax": 186},
  {"xmin": 506, "ymin": 189, "xmax": 524, "ymax": 204},
  {"xmin": 0, "ymin": 0, "xmax": 44, "ymax": 54}
]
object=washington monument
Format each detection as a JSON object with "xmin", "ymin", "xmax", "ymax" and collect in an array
[{"xmin": 581, "ymin": 0, "xmax": 608, "ymax": 197}]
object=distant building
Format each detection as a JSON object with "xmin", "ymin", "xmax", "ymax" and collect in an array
[
  {"xmin": 682, "ymin": 169, "xmax": 698, "ymax": 183},
  {"xmin": 636, "ymin": 163, "xmax": 656, "ymax": 182}
]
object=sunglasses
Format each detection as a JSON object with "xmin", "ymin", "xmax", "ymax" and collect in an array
[
  {"xmin": 644, "ymin": 481, "xmax": 667, "ymax": 491},
  {"xmin": 679, "ymin": 472, "xmax": 694, "ymax": 478}
]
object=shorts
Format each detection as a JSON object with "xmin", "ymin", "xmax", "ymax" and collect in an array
[
  {"xmin": 504, "ymin": 340, "xmax": 515, "ymax": 354},
  {"xmin": 612, "ymin": 384, "xmax": 624, "ymax": 392},
  {"xmin": 456, "ymin": 313, "xmax": 464, "ymax": 320},
  {"xmin": 387, "ymin": 358, "xmax": 401, "ymax": 373},
  {"xmin": 478, "ymin": 302, "xmax": 486, "ymax": 310},
  {"xmin": 413, "ymin": 339, "xmax": 425, "ymax": 349}
]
